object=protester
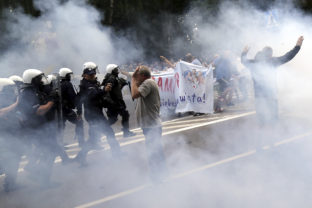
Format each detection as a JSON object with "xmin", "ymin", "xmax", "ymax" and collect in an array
[
  {"xmin": 131, "ymin": 65, "xmax": 168, "ymax": 182},
  {"xmin": 241, "ymin": 36, "xmax": 304, "ymax": 125}
]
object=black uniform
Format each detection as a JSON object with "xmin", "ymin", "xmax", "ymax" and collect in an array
[
  {"xmin": 0, "ymin": 87, "xmax": 23, "ymax": 192},
  {"xmin": 60, "ymin": 79, "xmax": 84, "ymax": 147},
  {"xmin": 75, "ymin": 78, "xmax": 122, "ymax": 163},
  {"xmin": 241, "ymin": 45, "xmax": 301, "ymax": 124},
  {"xmin": 18, "ymin": 85, "xmax": 58, "ymax": 185},
  {"xmin": 102, "ymin": 73, "xmax": 132, "ymax": 135}
]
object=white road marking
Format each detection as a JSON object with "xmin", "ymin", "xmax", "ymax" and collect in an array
[
  {"xmin": 14, "ymin": 111, "xmax": 255, "ymax": 172},
  {"xmin": 74, "ymin": 131, "xmax": 312, "ymax": 208},
  {"xmin": 65, "ymin": 112, "xmax": 255, "ymax": 149},
  {"xmin": 75, "ymin": 184, "xmax": 150, "ymax": 208}
]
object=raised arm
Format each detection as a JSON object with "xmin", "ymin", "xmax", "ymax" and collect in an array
[
  {"xmin": 36, "ymin": 101, "xmax": 54, "ymax": 116},
  {"xmin": 0, "ymin": 97, "xmax": 18, "ymax": 117},
  {"xmin": 131, "ymin": 67, "xmax": 141, "ymax": 99},
  {"xmin": 273, "ymin": 36, "xmax": 303, "ymax": 66},
  {"xmin": 241, "ymin": 46, "xmax": 255, "ymax": 66},
  {"xmin": 160, "ymin": 56, "xmax": 175, "ymax": 68}
]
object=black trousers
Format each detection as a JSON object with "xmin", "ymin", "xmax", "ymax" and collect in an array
[
  {"xmin": 0, "ymin": 135, "xmax": 22, "ymax": 191},
  {"xmin": 63, "ymin": 109, "xmax": 84, "ymax": 146},
  {"xmin": 76, "ymin": 115, "xmax": 121, "ymax": 161},
  {"xmin": 106, "ymin": 107, "xmax": 130, "ymax": 132}
]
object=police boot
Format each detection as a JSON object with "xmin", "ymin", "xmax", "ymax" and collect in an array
[
  {"xmin": 122, "ymin": 122, "xmax": 136, "ymax": 137},
  {"xmin": 123, "ymin": 129, "xmax": 136, "ymax": 137}
]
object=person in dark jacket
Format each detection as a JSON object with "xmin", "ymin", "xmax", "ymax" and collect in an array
[
  {"xmin": 18, "ymin": 69, "xmax": 59, "ymax": 187},
  {"xmin": 102, "ymin": 64, "xmax": 135, "ymax": 137},
  {"xmin": 241, "ymin": 36, "xmax": 304, "ymax": 125},
  {"xmin": 59, "ymin": 68, "xmax": 85, "ymax": 147},
  {"xmin": 75, "ymin": 62, "xmax": 123, "ymax": 166},
  {"xmin": 0, "ymin": 78, "xmax": 22, "ymax": 192}
]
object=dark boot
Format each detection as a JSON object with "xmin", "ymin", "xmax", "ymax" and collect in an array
[{"xmin": 123, "ymin": 129, "xmax": 136, "ymax": 137}]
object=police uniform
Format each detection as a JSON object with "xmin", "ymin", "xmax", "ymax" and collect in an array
[
  {"xmin": 102, "ymin": 73, "xmax": 133, "ymax": 136},
  {"xmin": 18, "ymin": 81, "xmax": 57, "ymax": 185},
  {"xmin": 75, "ymin": 67, "xmax": 122, "ymax": 164},
  {"xmin": 0, "ymin": 80, "xmax": 23, "ymax": 192},
  {"xmin": 60, "ymin": 78, "xmax": 84, "ymax": 147}
]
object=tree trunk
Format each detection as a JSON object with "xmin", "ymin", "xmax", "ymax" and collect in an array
[{"xmin": 108, "ymin": 0, "xmax": 114, "ymax": 25}]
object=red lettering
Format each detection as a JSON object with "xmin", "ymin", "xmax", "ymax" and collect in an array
[
  {"xmin": 174, "ymin": 72, "xmax": 179, "ymax": 88},
  {"xmin": 164, "ymin": 78, "xmax": 169, "ymax": 92},
  {"xmin": 169, "ymin": 78, "xmax": 173, "ymax": 93},
  {"xmin": 158, "ymin": 77, "xmax": 163, "ymax": 91}
]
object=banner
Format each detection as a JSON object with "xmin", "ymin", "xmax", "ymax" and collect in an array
[
  {"xmin": 174, "ymin": 61, "xmax": 214, "ymax": 114},
  {"xmin": 152, "ymin": 69, "xmax": 178, "ymax": 110}
]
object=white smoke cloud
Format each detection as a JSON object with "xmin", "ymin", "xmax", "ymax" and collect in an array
[
  {"xmin": 178, "ymin": 0, "xmax": 312, "ymax": 117},
  {"xmin": 0, "ymin": 0, "xmax": 142, "ymax": 77},
  {"xmin": 1, "ymin": 1, "xmax": 312, "ymax": 207}
]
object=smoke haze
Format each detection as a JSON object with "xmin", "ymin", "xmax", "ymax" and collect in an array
[
  {"xmin": 0, "ymin": 1, "xmax": 312, "ymax": 208},
  {"xmin": 0, "ymin": 0, "xmax": 142, "ymax": 77}
]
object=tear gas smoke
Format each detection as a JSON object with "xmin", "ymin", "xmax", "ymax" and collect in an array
[
  {"xmin": 0, "ymin": 0, "xmax": 142, "ymax": 77},
  {"xmin": 1, "ymin": 1, "xmax": 312, "ymax": 208}
]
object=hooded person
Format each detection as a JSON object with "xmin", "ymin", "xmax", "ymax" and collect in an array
[
  {"xmin": 241, "ymin": 36, "xmax": 304, "ymax": 125},
  {"xmin": 102, "ymin": 64, "xmax": 136, "ymax": 137}
]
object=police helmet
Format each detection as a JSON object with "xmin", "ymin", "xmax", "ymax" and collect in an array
[
  {"xmin": 22, "ymin": 69, "xmax": 44, "ymax": 84},
  {"xmin": 0, "ymin": 78, "xmax": 15, "ymax": 92},
  {"xmin": 0, "ymin": 78, "xmax": 17, "ymax": 108},
  {"xmin": 106, "ymin": 64, "xmax": 119, "ymax": 74},
  {"xmin": 9, "ymin": 75, "xmax": 23, "ymax": 83},
  {"xmin": 46, "ymin": 74, "xmax": 57, "ymax": 85},
  {"xmin": 59, "ymin": 68, "xmax": 73, "ymax": 78},
  {"xmin": 83, "ymin": 62, "xmax": 98, "ymax": 75}
]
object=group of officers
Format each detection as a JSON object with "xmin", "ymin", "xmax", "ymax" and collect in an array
[{"xmin": 0, "ymin": 61, "xmax": 135, "ymax": 192}]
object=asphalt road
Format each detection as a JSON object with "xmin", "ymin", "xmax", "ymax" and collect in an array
[{"xmin": 1, "ymin": 108, "xmax": 312, "ymax": 208}]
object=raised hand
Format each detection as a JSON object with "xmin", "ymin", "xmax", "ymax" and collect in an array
[
  {"xmin": 242, "ymin": 46, "xmax": 250, "ymax": 53},
  {"xmin": 296, "ymin": 36, "xmax": 304, "ymax": 47}
]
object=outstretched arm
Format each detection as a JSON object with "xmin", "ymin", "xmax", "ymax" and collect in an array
[
  {"xmin": 273, "ymin": 36, "xmax": 304, "ymax": 66},
  {"xmin": 160, "ymin": 56, "xmax": 175, "ymax": 68},
  {"xmin": 36, "ymin": 101, "xmax": 54, "ymax": 116},
  {"xmin": 0, "ymin": 97, "xmax": 18, "ymax": 117},
  {"xmin": 241, "ymin": 46, "xmax": 255, "ymax": 66}
]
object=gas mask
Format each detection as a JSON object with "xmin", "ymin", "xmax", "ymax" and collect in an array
[{"xmin": 112, "ymin": 67, "xmax": 119, "ymax": 76}]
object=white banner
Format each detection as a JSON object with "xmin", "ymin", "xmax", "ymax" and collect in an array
[
  {"xmin": 174, "ymin": 61, "xmax": 214, "ymax": 114},
  {"xmin": 152, "ymin": 69, "xmax": 178, "ymax": 110}
]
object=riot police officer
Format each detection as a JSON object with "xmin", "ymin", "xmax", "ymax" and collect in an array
[
  {"xmin": 9, "ymin": 75, "xmax": 23, "ymax": 93},
  {"xmin": 44, "ymin": 73, "xmax": 71, "ymax": 164},
  {"xmin": 102, "ymin": 64, "xmax": 135, "ymax": 137},
  {"xmin": 59, "ymin": 68, "xmax": 85, "ymax": 147},
  {"xmin": 0, "ymin": 78, "xmax": 22, "ymax": 192},
  {"xmin": 75, "ymin": 62, "xmax": 123, "ymax": 165},
  {"xmin": 18, "ymin": 69, "xmax": 59, "ymax": 187}
]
